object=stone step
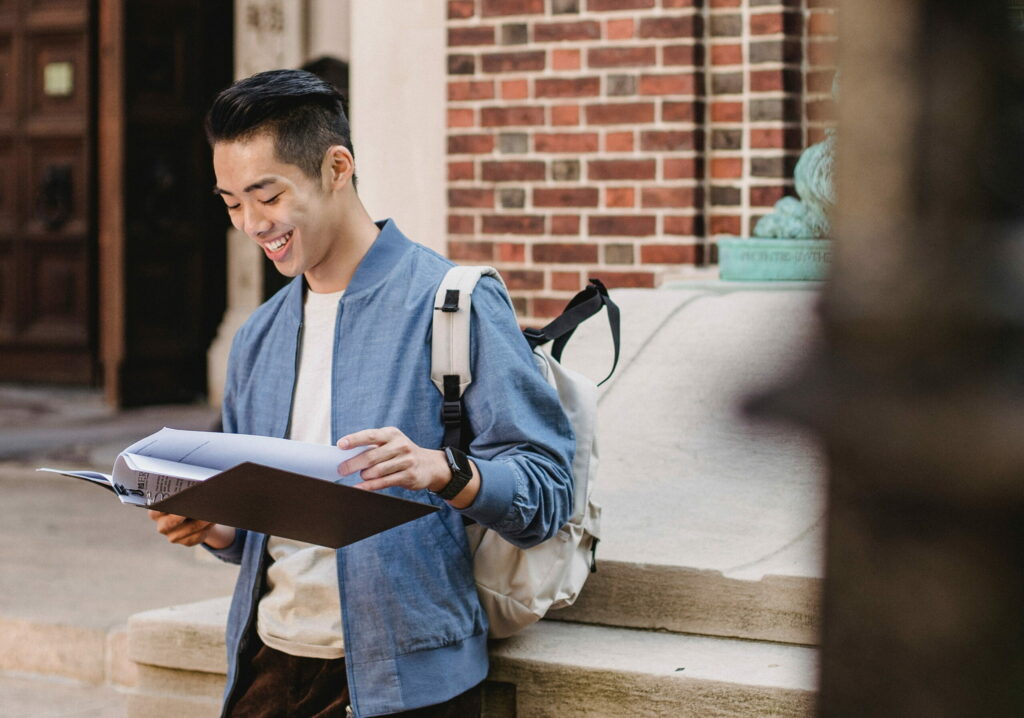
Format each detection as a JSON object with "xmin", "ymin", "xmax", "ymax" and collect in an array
[{"xmin": 125, "ymin": 596, "xmax": 817, "ymax": 718}]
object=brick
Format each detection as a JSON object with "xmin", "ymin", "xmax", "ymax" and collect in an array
[
  {"xmin": 607, "ymin": 18, "xmax": 634, "ymax": 39},
  {"xmin": 664, "ymin": 0, "xmax": 698, "ymax": 5},
  {"xmin": 482, "ymin": 0, "xmax": 544, "ymax": 16},
  {"xmin": 750, "ymin": 69, "xmax": 801, "ymax": 93},
  {"xmin": 638, "ymin": 15, "xmax": 697, "ymax": 38},
  {"xmin": 750, "ymin": 11, "xmax": 801, "ymax": 36},
  {"xmin": 664, "ymin": 158, "xmax": 698, "ymax": 179},
  {"xmin": 809, "ymin": 10, "xmax": 838, "ymax": 35},
  {"xmin": 808, "ymin": 0, "xmax": 836, "ymax": 6},
  {"xmin": 711, "ymin": 43, "xmax": 742, "ymax": 65},
  {"xmin": 711, "ymin": 72, "xmax": 743, "ymax": 95},
  {"xmin": 533, "ymin": 187, "xmax": 600, "ymax": 207},
  {"xmin": 482, "ymin": 214, "xmax": 546, "ymax": 234},
  {"xmin": 750, "ymin": 127, "xmax": 802, "ymax": 148},
  {"xmin": 607, "ymin": 75, "xmax": 637, "ymax": 96},
  {"xmin": 534, "ymin": 243, "xmax": 598, "ymax": 263},
  {"xmin": 750, "ymin": 185, "xmax": 788, "ymax": 207},
  {"xmin": 664, "ymin": 215, "xmax": 701, "ymax": 235},
  {"xmin": 497, "ymin": 242, "xmax": 526, "ymax": 262},
  {"xmin": 587, "ymin": 46, "xmax": 657, "ymax": 68},
  {"xmin": 640, "ymin": 130, "xmax": 696, "ymax": 151},
  {"xmin": 531, "ymin": 296, "xmax": 571, "ymax": 319},
  {"xmin": 641, "ymin": 244, "xmax": 698, "ymax": 263},
  {"xmin": 503, "ymin": 269, "xmax": 545, "ymax": 290},
  {"xmin": 552, "ymin": 270, "xmax": 583, "ymax": 290},
  {"xmin": 588, "ymin": 159, "xmax": 656, "ymax": 180},
  {"xmin": 501, "ymin": 23, "xmax": 529, "ymax": 44},
  {"xmin": 585, "ymin": 102, "xmax": 655, "ymax": 125},
  {"xmin": 499, "ymin": 188, "xmax": 526, "ymax": 208},
  {"xmin": 711, "ymin": 100, "xmax": 743, "ymax": 122},
  {"xmin": 642, "ymin": 186, "xmax": 698, "ymax": 208},
  {"xmin": 535, "ymin": 77, "xmax": 601, "ymax": 98},
  {"xmin": 482, "ymin": 50, "xmax": 546, "ymax": 73},
  {"xmin": 711, "ymin": 185, "xmax": 741, "ymax": 206},
  {"xmin": 807, "ymin": 126, "xmax": 829, "ymax": 144},
  {"xmin": 448, "ymin": 161, "xmax": 475, "ymax": 181},
  {"xmin": 807, "ymin": 99, "xmax": 837, "ymax": 122},
  {"xmin": 605, "ymin": 131, "xmax": 633, "ymax": 152},
  {"xmin": 448, "ymin": 54, "xmax": 475, "ymax": 75},
  {"xmin": 663, "ymin": 100, "xmax": 701, "ymax": 122},
  {"xmin": 550, "ymin": 215, "xmax": 581, "ymax": 234},
  {"xmin": 587, "ymin": 0, "xmax": 654, "ymax": 9},
  {"xmin": 808, "ymin": 69, "xmax": 837, "ymax": 94},
  {"xmin": 448, "ymin": 188, "xmax": 494, "ymax": 208},
  {"xmin": 711, "ymin": 157, "xmax": 743, "ymax": 179},
  {"xmin": 534, "ymin": 132, "xmax": 600, "ymax": 153},
  {"xmin": 589, "ymin": 215, "xmax": 656, "ymax": 236},
  {"xmin": 639, "ymin": 72, "xmax": 698, "ymax": 95},
  {"xmin": 448, "ymin": 134, "xmax": 495, "ymax": 154},
  {"xmin": 711, "ymin": 129, "xmax": 742, "ymax": 150},
  {"xmin": 749, "ymin": 39, "xmax": 802, "ymax": 64},
  {"xmin": 449, "ymin": 241, "xmax": 494, "ymax": 261},
  {"xmin": 449, "ymin": 26, "xmax": 495, "ymax": 46},
  {"xmin": 710, "ymin": 215, "xmax": 741, "ymax": 235},
  {"xmin": 551, "ymin": 159, "xmax": 581, "ymax": 181},
  {"xmin": 605, "ymin": 187, "xmax": 635, "ymax": 208},
  {"xmin": 808, "ymin": 40, "xmax": 837, "ymax": 67},
  {"xmin": 499, "ymin": 132, "xmax": 529, "ymax": 153},
  {"xmin": 751, "ymin": 155, "xmax": 797, "ymax": 178},
  {"xmin": 534, "ymin": 20, "xmax": 601, "ymax": 42},
  {"xmin": 710, "ymin": 15, "xmax": 741, "ymax": 37},
  {"xmin": 448, "ymin": 214, "xmax": 475, "ymax": 234},
  {"xmin": 449, "ymin": 0, "xmax": 476, "ymax": 19},
  {"xmin": 501, "ymin": 78, "xmax": 529, "ymax": 99},
  {"xmin": 588, "ymin": 270, "xmax": 656, "ymax": 288},
  {"xmin": 710, "ymin": 0, "xmax": 740, "ymax": 6},
  {"xmin": 448, "ymin": 108, "xmax": 475, "ymax": 128},
  {"xmin": 604, "ymin": 244, "xmax": 635, "ymax": 264},
  {"xmin": 448, "ymin": 80, "xmax": 494, "ymax": 101},
  {"xmin": 552, "ymin": 49, "xmax": 581, "ymax": 70},
  {"xmin": 552, "ymin": 0, "xmax": 580, "ymax": 13},
  {"xmin": 482, "ymin": 160, "xmax": 546, "ymax": 181},
  {"xmin": 511, "ymin": 296, "xmax": 529, "ymax": 317},
  {"xmin": 749, "ymin": 98, "xmax": 800, "ymax": 122},
  {"xmin": 750, "ymin": 0, "xmax": 800, "ymax": 5},
  {"xmin": 552, "ymin": 105, "xmax": 580, "ymax": 125},
  {"xmin": 480, "ymin": 106, "xmax": 546, "ymax": 126},
  {"xmin": 664, "ymin": 43, "xmax": 702, "ymax": 66}
]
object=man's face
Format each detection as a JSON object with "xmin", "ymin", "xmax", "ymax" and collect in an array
[{"xmin": 213, "ymin": 133, "xmax": 339, "ymax": 285}]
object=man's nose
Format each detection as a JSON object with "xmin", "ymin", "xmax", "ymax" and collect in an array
[{"xmin": 242, "ymin": 205, "xmax": 271, "ymax": 238}]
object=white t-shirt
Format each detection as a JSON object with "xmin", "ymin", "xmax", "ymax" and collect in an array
[{"xmin": 257, "ymin": 287, "xmax": 346, "ymax": 659}]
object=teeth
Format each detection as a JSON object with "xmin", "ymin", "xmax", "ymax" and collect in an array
[{"xmin": 267, "ymin": 232, "xmax": 291, "ymax": 251}]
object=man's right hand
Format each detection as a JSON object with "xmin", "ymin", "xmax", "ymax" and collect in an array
[{"xmin": 148, "ymin": 511, "xmax": 236, "ymax": 549}]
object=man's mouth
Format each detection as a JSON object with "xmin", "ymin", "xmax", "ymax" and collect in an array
[{"xmin": 264, "ymin": 230, "xmax": 293, "ymax": 258}]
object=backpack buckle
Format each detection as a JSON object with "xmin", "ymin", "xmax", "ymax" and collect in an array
[
  {"xmin": 441, "ymin": 400, "xmax": 462, "ymax": 426},
  {"xmin": 523, "ymin": 327, "xmax": 548, "ymax": 348}
]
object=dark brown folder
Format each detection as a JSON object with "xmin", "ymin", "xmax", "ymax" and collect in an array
[{"xmin": 150, "ymin": 462, "xmax": 437, "ymax": 548}]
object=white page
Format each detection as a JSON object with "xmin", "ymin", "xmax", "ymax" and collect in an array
[{"xmin": 109, "ymin": 454, "xmax": 220, "ymax": 506}]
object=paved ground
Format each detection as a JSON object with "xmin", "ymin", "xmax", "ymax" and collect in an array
[{"xmin": 0, "ymin": 384, "xmax": 238, "ymax": 717}]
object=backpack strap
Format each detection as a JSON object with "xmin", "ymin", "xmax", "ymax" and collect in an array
[
  {"xmin": 524, "ymin": 279, "xmax": 621, "ymax": 386},
  {"xmin": 431, "ymin": 266, "xmax": 505, "ymax": 449}
]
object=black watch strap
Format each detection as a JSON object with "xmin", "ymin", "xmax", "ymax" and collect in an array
[{"xmin": 434, "ymin": 446, "xmax": 473, "ymax": 501}]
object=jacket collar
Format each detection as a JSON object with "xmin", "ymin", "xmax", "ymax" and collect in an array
[{"xmin": 282, "ymin": 218, "xmax": 412, "ymax": 322}]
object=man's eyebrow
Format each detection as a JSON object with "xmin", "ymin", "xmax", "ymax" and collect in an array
[{"xmin": 212, "ymin": 177, "xmax": 281, "ymax": 196}]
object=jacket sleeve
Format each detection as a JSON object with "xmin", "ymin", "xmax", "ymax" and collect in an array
[
  {"xmin": 456, "ymin": 277, "xmax": 575, "ymax": 549},
  {"xmin": 201, "ymin": 327, "xmax": 249, "ymax": 565}
]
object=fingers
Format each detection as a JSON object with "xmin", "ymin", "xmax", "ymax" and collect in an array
[
  {"xmin": 337, "ymin": 427, "xmax": 405, "ymax": 476},
  {"xmin": 338, "ymin": 427, "xmax": 397, "ymax": 450},
  {"xmin": 150, "ymin": 511, "xmax": 214, "ymax": 546}
]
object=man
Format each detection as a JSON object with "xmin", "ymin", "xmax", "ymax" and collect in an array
[{"xmin": 149, "ymin": 69, "xmax": 574, "ymax": 717}]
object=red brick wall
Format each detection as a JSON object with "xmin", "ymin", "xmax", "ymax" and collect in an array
[{"xmin": 447, "ymin": 0, "xmax": 836, "ymax": 322}]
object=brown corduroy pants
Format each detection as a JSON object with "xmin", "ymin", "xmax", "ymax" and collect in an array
[{"xmin": 228, "ymin": 637, "xmax": 482, "ymax": 718}]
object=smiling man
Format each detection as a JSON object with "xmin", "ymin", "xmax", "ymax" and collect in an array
[{"xmin": 147, "ymin": 70, "xmax": 574, "ymax": 717}]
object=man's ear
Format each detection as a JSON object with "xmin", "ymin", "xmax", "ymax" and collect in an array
[{"xmin": 323, "ymin": 145, "xmax": 355, "ymax": 190}]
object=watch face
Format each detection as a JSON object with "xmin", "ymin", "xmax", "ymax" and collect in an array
[{"xmin": 445, "ymin": 447, "xmax": 471, "ymax": 478}]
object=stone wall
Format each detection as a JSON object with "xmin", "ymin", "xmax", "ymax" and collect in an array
[{"xmin": 445, "ymin": 0, "xmax": 837, "ymax": 322}]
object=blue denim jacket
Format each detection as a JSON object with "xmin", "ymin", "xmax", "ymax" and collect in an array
[{"xmin": 209, "ymin": 220, "xmax": 574, "ymax": 717}]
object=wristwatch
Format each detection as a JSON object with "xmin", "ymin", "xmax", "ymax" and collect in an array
[{"xmin": 434, "ymin": 446, "xmax": 473, "ymax": 500}]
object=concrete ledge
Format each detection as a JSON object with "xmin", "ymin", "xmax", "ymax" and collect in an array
[
  {"xmin": 128, "ymin": 597, "xmax": 229, "ymax": 674},
  {"xmin": 550, "ymin": 560, "xmax": 821, "ymax": 646}
]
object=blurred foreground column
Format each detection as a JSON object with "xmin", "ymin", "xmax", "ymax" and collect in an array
[{"xmin": 753, "ymin": 0, "xmax": 1024, "ymax": 716}]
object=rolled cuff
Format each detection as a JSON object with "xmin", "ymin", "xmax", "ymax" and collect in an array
[
  {"xmin": 458, "ymin": 457, "xmax": 518, "ymax": 527},
  {"xmin": 203, "ymin": 528, "xmax": 246, "ymax": 564}
]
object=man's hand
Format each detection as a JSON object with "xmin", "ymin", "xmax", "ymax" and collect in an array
[
  {"xmin": 337, "ymin": 427, "xmax": 480, "ymax": 507},
  {"xmin": 148, "ymin": 511, "xmax": 235, "ymax": 549}
]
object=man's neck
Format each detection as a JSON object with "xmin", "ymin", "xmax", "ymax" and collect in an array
[{"xmin": 304, "ymin": 199, "xmax": 380, "ymax": 293}]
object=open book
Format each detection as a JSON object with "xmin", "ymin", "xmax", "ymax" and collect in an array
[{"xmin": 40, "ymin": 428, "xmax": 437, "ymax": 548}]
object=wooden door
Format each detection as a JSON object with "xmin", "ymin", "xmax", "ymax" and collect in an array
[{"xmin": 0, "ymin": 0, "xmax": 95, "ymax": 383}]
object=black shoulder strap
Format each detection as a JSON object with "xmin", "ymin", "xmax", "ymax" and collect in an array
[{"xmin": 523, "ymin": 279, "xmax": 621, "ymax": 386}]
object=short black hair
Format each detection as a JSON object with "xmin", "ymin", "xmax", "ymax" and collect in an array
[{"xmin": 205, "ymin": 69, "xmax": 354, "ymax": 182}]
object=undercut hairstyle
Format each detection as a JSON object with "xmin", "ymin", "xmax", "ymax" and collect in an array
[{"xmin": 205, "ymin": 69, "xmax": 354, "ymax": 183}]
